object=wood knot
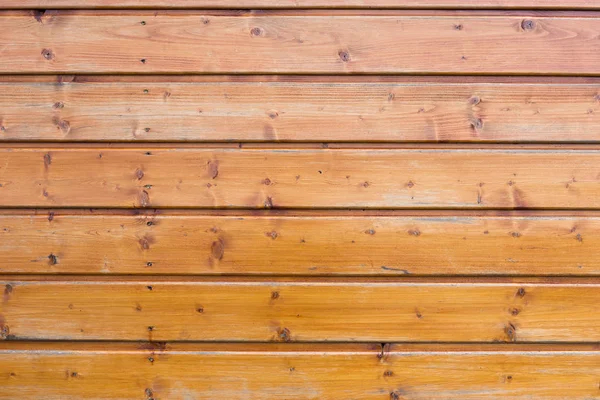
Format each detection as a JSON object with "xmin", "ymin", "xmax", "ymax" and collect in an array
[
  {"xmin": 390, "ymin": 391, "xmax": 402, "ymax": 400},
  {"xmin": 52, "ymin": 117, "xmax": 70, "ymax": 134},
  {"xmin": 504, "ymin": 323, "xmax": 517, "ymax": 342},
  {"xmin": 139, "ymin": 190, "xmax": 150, "ymax": 207},
  {"xmin": 0, "ymin": 325, "xmax": 10, "ymax": 340},
  {"xmin": 338, "ymin": 51, "xmax": 351, "ymax": 62},
  {"xmin": 250, "ymin": 27, "xmax": 263, "ymax": 36},
  {"xmin": 276, "ymin": 327, "xmax": 291, "ymax": 342},
  {"xmin": 145, "ymin": 388, "xmax": 154, "ymax": 400},
  {"xmin": 43, "ymin": 153, "xmax": 52, "ymax": 168},
  {"xmin": 211, "ymin": 239, "xmax": 225, "ymax": 260},
  {"xmin": 207, "ymin": 160, "xmax": 219, "ymax": 179},
  {"xmin": 41, "ymin": 48, "xmax": 55, "ymax": 60},
  {"xmin": 470, "ymin": 117, "xmax": 484, "ymax": 130},
  {"xmin": 468, "ymin": 96, "xmax": 480, "ymax": 105},
  {"xmin": 48, "ymin": 253, "xmax": 58, "ymax": 265},
  {"xmin": 264, "ymin": 197, "xmax": 274, "ymax": 209},
  {"xmin": 521, "ymin": 19, "xmax": 536, "ymax": 30},
  {"xmin": 139, "ymin": 237, "xmax": 151, "ymax": 250},
  {"xmin": 33, "ymin": 9, "xmax": 46, "ymax": 23}
]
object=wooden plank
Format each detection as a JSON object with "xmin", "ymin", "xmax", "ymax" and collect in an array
[
  {"xmin": 1, "ymin": 211, "xmax": 598, "ymax": 275},
  {"xmin": 1, "ymin": 148, "xmax": 600, "ymax": 209},
  {"xmin": 2, "ymin": 1, "xmax": 600, "ymax": 9},
  {"xmin": 2, "ymin": 11, "xmax": 600, "ymax": 74},
  {"xmin": 1, "ymin": 279, "xmax": 599, "ymax": 341},
  {"xmin": 0, "ymin": 343, "xmax": 598, "ymax": 400},
  {"xmin": 4, "ymin": 78, "xmax": 600, "ymax": 142}
]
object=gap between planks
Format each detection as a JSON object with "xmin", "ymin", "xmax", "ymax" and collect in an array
[
  {"xmin": 2, "ymin": 10, "xmax": 600, "ymax": 16},
  {"xmin": 0, "ymin": 342, "xmax": 598, "ymax": 352},
  {"xmin": 2, "ymin": 275, "xmax": 599, "ymax": 283}
]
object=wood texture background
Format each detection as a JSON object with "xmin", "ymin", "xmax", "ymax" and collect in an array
[{"xmin": 0, "ymin": 2, "xmax": 599, "ymax": 399}]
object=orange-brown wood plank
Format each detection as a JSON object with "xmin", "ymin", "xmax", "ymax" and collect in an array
[
  {"xmin": 4, "ymin": 77, "xmax": 600, "ymax": 142},
  {"xmin": 1, "ymin": 211, "xmax": 598, "ymax": 275},
  {"xmin": 2, "ymin": 11, "xmax": 600, "ymax": 74},
  {"xmin": 1, "ymin": 343, "xmax": 599, "ymax": 399},
  {"xmin": 3, "ymin": 1, "xmax": 600, "ymax": 9},
  {"xmin": 1, "ymin": 148, "xmax": 599, "ymax": 209},
  {"xmin": 1, "ymin": 278, "xmax": 599, "ymax": 341}
]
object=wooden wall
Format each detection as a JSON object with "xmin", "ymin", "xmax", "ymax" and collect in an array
[{"xmin": 0, "ymin": 2, "xmax": 599, "ymax": 399}]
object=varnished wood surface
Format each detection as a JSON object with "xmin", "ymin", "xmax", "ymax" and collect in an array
[
  {"xmin": 3, "ymin": 11, "xmax": 600, "ymax": 74},
  {"xmin": 0, "ymin": 343, "xmax": 598, "ymax": 399},
  {"xmin": 2, "ymin": 3, "xmax": 599, "ymax": 398},
  {"xmin": 3, "ymin": 77, "xmax": 600, "ymax": 142},
  {"xmin": 1, "ymin": 278, "xmax": 598, "ymax": 341},
  {"xmin": 2, "ymin": 1, "xmax": 600, "ymax": 9},
  {"xmin": 0, "ymin": 211, "xmax": 598, "ymax": 275},
  {"xmin": 1, "ymin": 148, "xmax": 599, "ymax": 208}
]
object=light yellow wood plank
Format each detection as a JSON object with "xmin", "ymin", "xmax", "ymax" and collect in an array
[
  {"xmin": 0, "ymin": 343, "xmax": 598, "ymax": 399},
  {"xmin": 1, "ymin": 279, "xmax": 599, "ymax": 342},
  {"xmin": 0, "ymin": 212, "xmax": 598, "ymax": 275}
]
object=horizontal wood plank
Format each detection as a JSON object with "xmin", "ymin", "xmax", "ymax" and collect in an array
[
  {"xmin": 2, "ymin": 11, "xmax": 600, "ymax": 74},
  {"xmin": 0, "ymin": 343, "xmax": 598, "ymax": 399},
  {"xmin": 3, "ymin": 78, "xmax": 600, "ymax": 142},
  {"xmin": 1, "ymin": 148, "xmax": 600, "ymax": 208},
  {"xmin": 1, "ymin": 279, "xmax": 599, "ymax": 341},
  {"xmin": 2, "ymin": 1, "xmax": 600, "ymax": 9},
  {"xmin": 1, "ymin": 211, "xmax": 598, "ymax": 275}
]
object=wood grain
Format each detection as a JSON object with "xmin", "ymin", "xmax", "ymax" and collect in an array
[
  {"xmin": 1, "ymin": 279, "xmax": 599, "ymax": 341},
  {"xmin": 1, "ymin": 148, "xmax": 600, "ymax": 208},
  {"xmin": 2, "ymin": 1, "xmax": 600, "ymax": 9},
  {"xmin": 0, "ymin": 343, "xmax": 598, "ymax": 399},
  {"xmin": 3, "ymin": 11, "xmax": 600, "ymax": 74},
  {"xmin": 1, "ymin": 211, "xmax": 598, "ymax": 275},
  {"xmin": 3, "ymin": 78, "xmax": 600, "ymax": 142}
]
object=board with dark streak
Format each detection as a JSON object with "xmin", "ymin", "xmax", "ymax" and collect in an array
[
  {"xmin": 0, "ymin": 148, "xmax": 599, "ymax": 208},
  {"xmin": 0, "ymin": 211, "xmax": 597, "ymax": 275}
]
